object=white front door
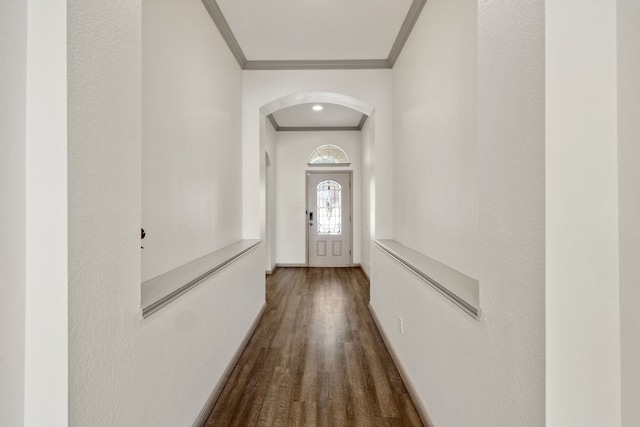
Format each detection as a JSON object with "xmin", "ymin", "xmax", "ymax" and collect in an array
[{"xmin": 307, "ymin": 172, "xmax": 352, "ymax": 267}]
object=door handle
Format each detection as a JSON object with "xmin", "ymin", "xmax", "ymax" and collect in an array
[{"xmin": 309, "ymin": 212, "xmax": 313, "ymax": 220}]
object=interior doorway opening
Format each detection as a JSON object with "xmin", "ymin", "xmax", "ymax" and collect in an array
[{"xmin": 258, "ymin": 92, "xmax": 376, "ymax": 274}]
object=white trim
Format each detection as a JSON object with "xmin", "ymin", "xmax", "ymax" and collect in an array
[
  {"xmin": 368, "ymin": 303, "xmax": 435, "ymax": 427},
  {"xmin": 275, "ymin": 263, "xmax": 308, "ymax": 268},
  {"xmin": 360, "ymin": 265, "xmax": 370, "ymax": 282},
  {"xmin": 192, "ymin": 303, "xmax": 267, "ymax": 427},
  {"xmin": 307, "ymin": 162, "xmax": 351, "ymax": 167}
]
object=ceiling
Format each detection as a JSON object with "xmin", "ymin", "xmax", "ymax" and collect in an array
[
  {"xmin": 269, "ymin": 103, "xmax": 367, "ymax": 131},
  {"xmin": 216, "ymin": 0, "xmax": 414, "ymax": 62},
  {"xmin": 201, "ymin": 0, "xmax": 427, "ymax": 128}
]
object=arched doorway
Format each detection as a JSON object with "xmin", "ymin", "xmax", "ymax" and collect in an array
[{"xmin": 258, "ymin": 92, "xmax": 375, "ymax": 272}]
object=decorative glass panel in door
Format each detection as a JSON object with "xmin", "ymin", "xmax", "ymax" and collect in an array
[{"xmin": 316, "ymin": 180, "xmax": 342, "ymax": 235}]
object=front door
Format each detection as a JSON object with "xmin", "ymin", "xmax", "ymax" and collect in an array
[{"xmin": 307, "ymin": 172, "xmax": 352, "ymax": 267}]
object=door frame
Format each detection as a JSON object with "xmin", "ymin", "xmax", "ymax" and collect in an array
[{"xmin": 305, "ymin": 170, "xmax": 353, "ymax": 267}]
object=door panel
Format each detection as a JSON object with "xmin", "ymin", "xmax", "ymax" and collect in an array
[{"xmin": 307, "ymin": 172, "xmax": 351, "ymax": 267}]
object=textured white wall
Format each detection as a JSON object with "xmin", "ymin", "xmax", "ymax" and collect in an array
[
  {"xmin": 392, "ymin": 0, "xmax": 478, "ymax": 278},
  {"xmin": 24, "ymin": 1, "xmax": 69, "ymax": 425},
  {"xmin": 265, "ymin": 121, "xmax": 277, "ymax": 272},
  {"xmin": 67, "ymin": 1, "xmax": 264, "ymax": 425},
  {"xmin": 371, "ymin": 0, "xmax": 545, "ymax": 425},
  {"xmin": 360, "ymin": 116, "xmax": 374, "ymax": 277},
  {"xmin": 546, "ymin": 1, "xmax": 621, "ymax": 424},
  {"xmin": 141, "ymin": 0, "xmax": 243, "ymax": 281},
  {"xmin": 619, "ymin": 2, "xmax": 640, "ymax": 426},
  {"xmin": 0, "ymin": 1, "xmax": 27, "ymax": 425},
  {"xmin": 275, "ymin": 131, "xmax": 362, "ymax": 265}
]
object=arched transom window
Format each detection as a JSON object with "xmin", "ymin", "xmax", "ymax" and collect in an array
[{"xmin": 308, "ymin": 145, "xmax": 350, "ymax": 166}]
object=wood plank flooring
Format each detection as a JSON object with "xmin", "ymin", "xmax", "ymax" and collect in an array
[{"xmin": 203, "ymin": 267, "xmax": 423, "ymax": 426}]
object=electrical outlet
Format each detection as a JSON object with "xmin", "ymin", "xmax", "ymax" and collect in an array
[{"xmin": 398, "ymin": 316, "xmax": 404, "ymax": 335}]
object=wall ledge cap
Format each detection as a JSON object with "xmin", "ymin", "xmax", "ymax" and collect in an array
[
  {"xmin": 374, "ymin": 239, "xmax": 480, "ymax": 319},
  {"xmin": 141, "ymin": 239, "xmax": 261, "ymax": 318}
]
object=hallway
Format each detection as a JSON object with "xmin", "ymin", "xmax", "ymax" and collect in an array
[
  {"xmin": 5, "ymin": 1, "xmax": 638, "ymax": 425},
  {"xmin": 204, "ymin": 268, "xmax": 423, "ymax": 426}
]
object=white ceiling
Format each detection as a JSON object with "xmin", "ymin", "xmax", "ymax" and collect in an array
[
  {"xmin": 271, "ymin": 103, "xmax": 365, "ymax": 130},
  {"xmin": 203, "ymin": 0, "xmax": 426, "ymax": 128},
  {"xmin": 216, "ymin": 0, "xmax": 414, "ymax": 61}
]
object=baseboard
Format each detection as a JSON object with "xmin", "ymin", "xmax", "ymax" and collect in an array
[
  {"xmin": 275, "ymin": 263, "xmax": 363, "ymax": 269},
  {"xmin": 368, "ymin": 303, "xmax": 435, "ymax": 427},
  {"xmin": 360, "ymin": 265, "xmax": 370, "ymax": 282},
  {"xmin": 192, "ymin": 302, "xmax": 267, "ymax": 427},
  {"xmin": 266, "ymin": 264, "xmax": 277, "ymax": 275}
]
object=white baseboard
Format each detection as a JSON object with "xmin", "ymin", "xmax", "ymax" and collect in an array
[
  {"xmin": 266, "ymin": 264, "xmax": 277, "ymax": 275},
  {"xmin": 368, "ymin": 303, "xmax": 435, "ymax": 427},
  {"xmin": 192, "ymin": 302, "xmax": 267, "ymax": 427},
  {"xmin": 275, "ymin": 264, "xmax": 363, "ymax": 269},
  {"xmin": 360, "ymin": 265, "xmax": 370, "ymax": 281}
]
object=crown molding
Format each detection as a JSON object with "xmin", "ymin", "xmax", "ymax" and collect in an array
[
  {"xmin": 244, "ymin": 59, "xmax": 391, "ymax": 71},
  {"xmin": 202, "ymin": 0, "xmax": 427, "ymax": 71},
  {"xmin": 357, "ymin": 114, "xmax": 368, "ymax": 129},
  {"xmin": 266, "ymin": 114, "xmax": 280, "ymax": 130},
  {"xmin": 267, "ymin": 113, "xmax": 368, "ymax": 131},
  {"xmin": 201, "ymin": 0, "xmax": 247, "ymax": 68},
  {"xmin": 278, "ymin": 126, "xmax": 361, "ymax": 132},
  {"xmin": 388, "ymin": 0, "xmax": 428, "ymax": 67}
]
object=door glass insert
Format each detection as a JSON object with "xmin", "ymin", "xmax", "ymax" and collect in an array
[{"xmin": 316, "ymin": 180, "xmax": 342, "ymax": 234}]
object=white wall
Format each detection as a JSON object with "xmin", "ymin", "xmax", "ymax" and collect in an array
[
  {"xmin": 275, "ymin": 131, "xmax": 362, "ymax": 265},
  {"xmin": 360, "ymin": 115, "xmax": 374, "ymax": 278},
  {"xmin": 372, "ymin": 1, "xmax": 545, "ymax": 425},
  {"xmin": 24, "ymin": 1, "xmax": 69, "ymax": 425},
  {"xmin": 618, "ymin": 2, "xmax": 640, "ymax": 426},
  {"xmin": 67, "ymin": 1, "xmax": 265, "ymax": 425},
  {"xmin": 546, "ymin": 1, "xmax": 621, "ymax": 425},
  {"xmin": 141, "ymin": 0, "xmax": 243, "ymax": 281},
  {"xmin": 619, "ymin": 0, "xmax": 640, "ymax": 424},
  {"xmin": 0, "ymin": 1, "xmax": 27, "ymax": 425},
  {"xmin": 392, "ymin": 0, "xmax": 478, "ymax": 278},
  {"xmin": 242, "ymin": 70, "xmax": 392, "ymax": 274},
  {"xmin": 265, "ymin": 121, "xmax": 277, "ymax": 272}
]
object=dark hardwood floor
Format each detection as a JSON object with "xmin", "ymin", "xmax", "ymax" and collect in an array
[{"xmin": 203, "ymin": 267, "xmax": 423, "ymax": 426}]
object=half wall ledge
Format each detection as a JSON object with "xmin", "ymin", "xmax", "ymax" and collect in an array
[
  {"xmin": 374, "ymin": 239, "xmax": 480, "ymax": 319},
  {"xmin": 141, "ymin": 239, "xmax": 261, "ymax": 318}
]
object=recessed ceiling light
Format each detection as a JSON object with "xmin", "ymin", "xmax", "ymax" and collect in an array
[{"xmin": 312, "ymin": 105, "xmax": 323, "ymax": 111}]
